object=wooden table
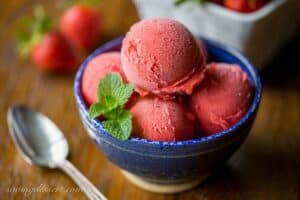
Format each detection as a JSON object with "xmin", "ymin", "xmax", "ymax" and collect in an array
[{"xmin": 1, "ymin": 0, "xmax": 300, "ymax": 199}]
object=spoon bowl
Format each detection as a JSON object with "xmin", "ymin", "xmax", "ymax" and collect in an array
[
  {"xmin": 7, "ymin": 105, "xmax": 107, "ymax": 200},
  {"xmin": 7, "ymin": 105, "xmax": 68, "ymax": 168}
]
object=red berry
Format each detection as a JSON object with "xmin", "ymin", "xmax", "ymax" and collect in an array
[
  {"xmin": 31, "ymin": 31, "xmax": 78, "ymax": 72},
  {"xmin": 60, "ymin": 5, "xmax": 102, "ymax": 51},
  {"xmin": 224, "ymin": 0, "xmax": 266, "ymax": 13}
]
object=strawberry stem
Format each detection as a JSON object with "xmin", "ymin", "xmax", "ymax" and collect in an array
[
  {"xmin": 249, "ymin": 0, "xmax": 257, "ymax": 9},
  {"xmin": 60, "ymin": 0, "xmax": 100, "ymax": 9},
  {"xmin": 16, "ymin": 5, "xmax": 52, "ymax": 57},
  {"xmin": 174, "ymin": 0, "xmax": 206, "ymax": 6}
]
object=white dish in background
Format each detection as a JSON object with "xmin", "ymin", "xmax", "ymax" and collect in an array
[{"xmin": 133, "ymin": 0, "xmax": 300, "ymax": 69}]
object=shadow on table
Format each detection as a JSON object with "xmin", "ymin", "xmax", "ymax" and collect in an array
[
  {"xmin": 181, "ymin": 130, "xmax": 300, "ymax": 198},
  {"xmin": 177, "ymin": 165, "xmax": 243, "ymax": 199},
  {"xmin": 231, "ymin": 138, "xmax": 300, "ymax": 197},
  {"xmin": 261, "ymin": 33, "xmax": 300, "ymax": 88}
]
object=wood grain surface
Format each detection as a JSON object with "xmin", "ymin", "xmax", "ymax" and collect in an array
[{"xmin": 0, "ymin": 0, "xmax": 300, "ymax": 199}]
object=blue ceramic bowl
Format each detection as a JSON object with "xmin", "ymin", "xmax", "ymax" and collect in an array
[{"xmin": 74, "ymin": 37, "xmax": 262, "ymax": 193}]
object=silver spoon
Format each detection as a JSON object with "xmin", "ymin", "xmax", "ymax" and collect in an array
[{"xmin": 7, "ymin": 105, "xmax": 107, "ymax": 200}]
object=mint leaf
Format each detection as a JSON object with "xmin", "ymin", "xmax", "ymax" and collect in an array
[
  {"xmin": 97, "ymin": 73, "xmax": 134, "ymax": 108},
  {"xmin": 89, "ymin": 103, "xmax": 108, "ymax": 119},
  {"xmin": 91, "ymin": 73, "xmax": 133, "ymax": 118},
  {"xmin": 104, "ymin": 106, "xmax": 124, "ymax": 119},
  {"xmin": 97, "ymin": 73, "xmax": 122, "ymax": 106},
  {"xmin": 102, "ymin": 111, "xmax": 132, "ymax": 141},
  {"xmin": 88, "ymin": 73, "xmax": 135, "ymax": 141},
  {"xmin": 114, "ymin": 83, "xmax": 134, "ymax": 106}
]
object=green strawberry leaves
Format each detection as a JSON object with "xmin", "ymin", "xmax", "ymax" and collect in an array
[
  {"xmin": 174, "ymin": 0, "xmax": 206, "ymax": 6},
  {"xmin": 60, "ymin": 0, "xmax": 100, "ymax": 9},
  {"xmin": 16, "ymin": 5, "xmax": 52, "ymax": 57},
  {"xmin": 249, "ymin": 0, "xmax": 258, "ymax": 9},
  {"xmin": 89, "ymin": 73, "xmax": 134, "ymax": 141}
]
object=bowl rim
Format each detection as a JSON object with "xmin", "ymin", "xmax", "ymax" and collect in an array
[{"xmin": 74, "ymin": 36, "xmax": 262, "ymax": 147}]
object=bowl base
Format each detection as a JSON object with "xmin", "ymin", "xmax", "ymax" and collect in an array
[{"xmin": 122, "ymin": 170, "xmax": 208, "ymax": 193}]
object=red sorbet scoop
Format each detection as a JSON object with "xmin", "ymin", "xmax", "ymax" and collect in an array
[
  {"xmin": 190, "ymin": 63, "xmax": 253, "ymax": 136},
  {"xmin": 121, "ymin": 18, "xmax": 206, "ymax": 98},
  {"xmin": 130, "ymin": 97, "xmax": 196, "ymax": 142},
  {"xmin": 81, "ymin": 52, "xmax": 127, "ymax": 106}
]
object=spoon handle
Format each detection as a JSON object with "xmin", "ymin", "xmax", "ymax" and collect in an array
[{"xmin": 59, "ymin": 160, "xmax": 107, "ymax": 200}]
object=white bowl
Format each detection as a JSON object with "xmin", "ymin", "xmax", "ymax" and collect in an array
[{"xmin": 133, "ymin": 0, "xmax": 300, "ymax": 69}]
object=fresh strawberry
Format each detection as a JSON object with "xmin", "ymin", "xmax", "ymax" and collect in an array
[
  {"xmin": 224, "ymin": 0, "xmax": 266, "ymax": 13},
  {"xmin": 17, "ymin": 6, "xmax": 78, "ymax": 72},
  {"xmin": 60, "ymin": 4, "xmax": 102, "ymax": 51},
  {"xmin": 31, "ymin": 31, "xmax": 78, "ymax": 72}
]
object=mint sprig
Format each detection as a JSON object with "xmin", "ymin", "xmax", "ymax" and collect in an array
[
  {"xmin": 102, "ymin": 111, "xmax": 132, "ymax": 141},
  {"xmin": 89, "ymin": 73, "xmax": 134, "ymax": 141},
  {"xmin": 97, "ymin": 73, "xmax": 133, "ymax": 108}
]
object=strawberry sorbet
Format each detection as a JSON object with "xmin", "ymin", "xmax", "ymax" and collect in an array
[
  {"xmin": 130, "ymin": 97, "xmax": 195, "ymax": 142},
  {"xmin": 81, "ymin": 18, "xmax": 255, "ymax": 142},
  {"xmin": 190, "ymin": 63, "xmax": 253, "ymax": 136},
  {"xmin": 121, "ymin": 18, "xmax": 206, "ymax": 98}
]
